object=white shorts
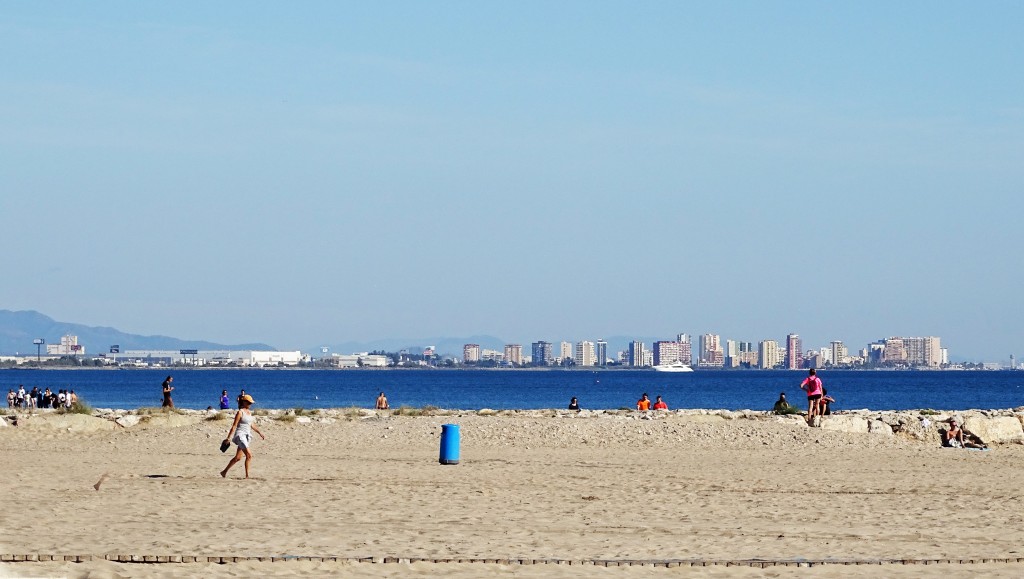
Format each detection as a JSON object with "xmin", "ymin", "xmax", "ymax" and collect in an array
[{"xmin": 232, "ymin": 433, "xmax": 252, "ymax": 450}]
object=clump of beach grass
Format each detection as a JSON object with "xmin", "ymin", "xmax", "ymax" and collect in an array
[
  {"xmin": 774, "ymin": 406, "xmax": 804, "ymax": 416},
  {"xmin": 206, "ymin": 410, "xmax": 231, "ymax": 421},
  {"xmin": 919, "ymin": 409, "xmax": 940, "ymax": 416},
  {"xmin": 68, "ymin": 398, "xmax": 93, "ymax": 415},
  {"xmin": 392, "ymin": 405, "xmax": 441, "ymax": 417},
  {"xmin": 137, "ymin": 406, "xmax": 186, "ymax": 415},
  {"xmin": 276, "ymin": 414, "xmax": 297, "ymax": 423},
  {"xmin": 477, "ymin": 409, "xmax": 498, "ymax": 416}
]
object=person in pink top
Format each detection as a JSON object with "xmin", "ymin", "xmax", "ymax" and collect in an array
[{"xmin": 799, "ymin": 369, "xmax": 823, "ymax": 426}]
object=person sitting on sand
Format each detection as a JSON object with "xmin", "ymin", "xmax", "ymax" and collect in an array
[
  {"xmin": 637, "ymin": 393, "xmax": 651, "ymax": 411},
  {"xmin": 568, "ymin": 397, "xmax": 580, "ymax": 412},
  {"xmin": 773, "ymin": 392, "xmax": 792, "ymax": 413},
  {"xmin": 653, "ymin": 395, "xmax": 668, "ymax": 410},
  {"xmin": 819, "ymin": 389, "xmax": 835, "ymax": 416},
  {"xmin": 376, "ymin": 392, "xmax": 389, "ymax": 410},
  {"xmin": 221, "ymin": 394, "xmax": 266, "ymax": 479},
  {"xmin": 944, "ymin": 419, "xmax": 987, "ymax": 450}
]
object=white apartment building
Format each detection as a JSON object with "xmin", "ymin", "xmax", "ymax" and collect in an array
[
  {"xmin": 560, "ymin": 341, "xmax": 574, "ymax": 362},
  {"xmin": 463, "ymin": 344, "xmax": 481, "ymax": 363},
  {"xmin": 504, "ymin": 344, "xmax": 523, "ymax": 365},
  {"xmin": 576, "ymin": 340, "xmax": 596, "ymax": 367},
  {"xmin": 831, "ymin": 341, "xmax": 849, "ymax": 365},
  {"xmin": 758, "ymin": 340, "xmax": 782, "ymax": 369}
]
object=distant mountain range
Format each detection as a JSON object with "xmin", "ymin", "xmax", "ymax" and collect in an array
[
  {"xmin": 0, "ymin": 310, "xmax": 274, "ymax": 355},
  {"xmin": 0, "ymin": 309, "xmax": 656, "ymax": 359}
]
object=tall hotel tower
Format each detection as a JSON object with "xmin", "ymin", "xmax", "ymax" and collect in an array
[
  {"xmin": 595, "ymin": 340, "xmax": 608, "ymax": 367},
  {"xmin": 786, "ymin": 334, "xmax": 802, "ymax": 369},
  {"xmin": 531, "ymin": 341, "xmax": 552, "ymax": 366},
  {"xmin": 699, "ymin": 334, "xmax": 724, "ymax": 367}
]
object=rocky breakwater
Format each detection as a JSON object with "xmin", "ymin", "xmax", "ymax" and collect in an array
[
  {"xmin": 816, "ymin": 408, "xmax": 1024, "ymax": 445},
  {"xmin": 3, "ymin": 406, "xmax": 1023, "ymax": 446}
]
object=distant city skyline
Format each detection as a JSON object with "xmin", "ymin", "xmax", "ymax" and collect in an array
[{"xmin": 2, "ymin": 3, "xmax": 1021, "ymax": 361}]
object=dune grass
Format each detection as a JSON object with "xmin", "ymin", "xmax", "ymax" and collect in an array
[
  {"xmin": 391, "ymin": 404, "xmax": 441, "ymax": 416},
  {"xmin": 136, "ymin": 406, "xmax": 186, "ymax": 415}
]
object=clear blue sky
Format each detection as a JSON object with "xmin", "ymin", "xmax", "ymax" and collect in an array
[{"xmin": 2, "ymin": 2, "xmax": 1021, "ymax": 361}]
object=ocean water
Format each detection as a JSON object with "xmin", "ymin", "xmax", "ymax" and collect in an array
[{"xmin": 3, "ymin": 368, "xmax": 1023, "ymax": 412}]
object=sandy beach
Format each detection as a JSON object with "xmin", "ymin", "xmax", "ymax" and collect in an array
[{"xmin": 2, "ymin": 408, "xmax": 1023, "ymax": 578}]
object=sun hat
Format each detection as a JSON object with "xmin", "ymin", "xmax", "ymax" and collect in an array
[{"xmin": 240, "ymin": 394, "xmax": 254, "ymax": 404}]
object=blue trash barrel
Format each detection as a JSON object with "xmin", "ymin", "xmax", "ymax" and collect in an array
[{"xmin": 439, "ymin": 423, "xmax": 460, "ymax": 465}]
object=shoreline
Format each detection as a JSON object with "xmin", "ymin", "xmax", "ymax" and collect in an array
[{"xmin": 5, "ymin": 405, "xmax": 1024, "ymax": 445}]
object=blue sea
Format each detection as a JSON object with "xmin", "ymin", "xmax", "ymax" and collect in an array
[{"xmin": 3, "ymin": 368, "xmax": 1023, "ymax": 412}]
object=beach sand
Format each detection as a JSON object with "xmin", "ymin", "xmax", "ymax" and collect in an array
[{"xmin": 2, "ymin": 409, "xmax": 1023, "ymax": 577}]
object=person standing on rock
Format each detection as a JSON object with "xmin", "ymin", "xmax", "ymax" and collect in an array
[
  {"xmin": 161, "ymin": 376, "xmax": 174, "ymax": 408},
  {"xmin": 799, "ymin": 369, "xmax": 823, "ymax": 426}
]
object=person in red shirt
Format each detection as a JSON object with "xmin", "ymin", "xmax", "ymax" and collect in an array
[
  {"xmin": 653, "ymin": 395, "xmax": 668, "ymax": 410},
  {"xmin": 636, "ymin": 393, "xmax": 651, "ymax": 411}
]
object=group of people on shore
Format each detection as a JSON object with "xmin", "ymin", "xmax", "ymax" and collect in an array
[
  {"xmin": 6, "ymin": 385, "xmax": 77, "ymax": 410},
  {"xmin": 771, "ymin": 369, "xmax": 837, "ymax": 427}
]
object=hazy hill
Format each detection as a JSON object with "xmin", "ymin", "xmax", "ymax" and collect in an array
[{"xmin": 0, "ymin": 310, "xmax": 275, "ymax": 355}]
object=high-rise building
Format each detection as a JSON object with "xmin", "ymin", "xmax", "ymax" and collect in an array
[
  {"xmin": 653, "ymin": 341, "xmax": 680, "ymax": 366},
  {"xmin": 628, "ymin": 341, "xmax": 646, "ymax": 367},
  {"xmin": 595, "ymin": 340, "xmax": 608, "ymax": 367},
  {"xmin": 786, "ymin": 334, "xmax": 802, "ymax": 370},
  {"xmin": 503, "ymin": 344, "xmax": 522, "ymax": 365},
  {"xmin": 698, "ymin": 334, "xmax": 724, "ymax": 368},
  {"xmin": 463, "ymin": 344, "xmax": 481, "ymax": 363},
  {"xmin": 758, "ymin": 339, "xmax": 782, "ymax": 369},
  {"xmin": 882, "ymin": 338, "xmax": 906, "ymax": 364},
  {"xmin": 560, "ymin": 341, "xmax": 574, "ymax": 363},
  {"xmin": 676, "ymin": 334, "xmax": 693, "ymax": 365},
  {"xmin": 831, "ymin": 341, "xmax": 849, "ymax": 366},
  {"xmin": 576, "ymin": 341, "xmax": 596, "ymax": 367},
  {"xmin": 903, "ymin": 336, "xmax": 942, "ymax": 367},
  {"xmin": 531, "ymin": 341, "xmax": 553, "ymax": 366}
]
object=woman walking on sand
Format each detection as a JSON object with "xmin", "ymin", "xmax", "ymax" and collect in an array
[{"xmin": 220, "ymin": 394, "xmax": 266, "ymax": 479}]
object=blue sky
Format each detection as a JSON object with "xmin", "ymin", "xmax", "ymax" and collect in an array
[{"xmin": 1, "ymin": 2, "xmax": 1021, "ymax": 360}]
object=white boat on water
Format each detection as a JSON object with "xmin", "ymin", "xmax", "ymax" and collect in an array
[{"xmin": 652, "ymin": 361, "xmax": 694, "ymax": 373}]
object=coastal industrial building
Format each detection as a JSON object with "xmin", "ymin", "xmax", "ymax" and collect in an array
[
  {"xmin": 328, "ymin": 353, "xmax": 389, "ymax": 368},
  {"xmin": 105, "ymin": 349, "xmax": 306, "ymax": 367}
]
